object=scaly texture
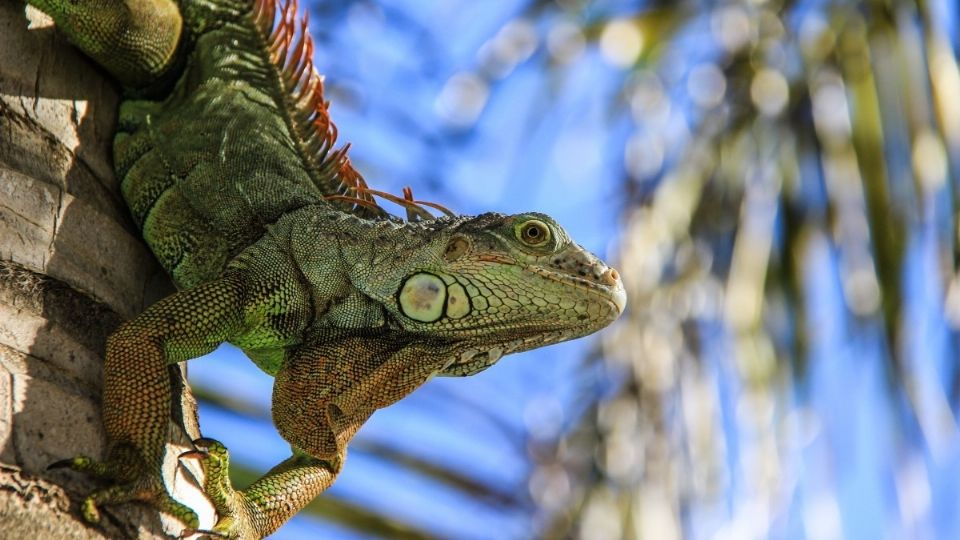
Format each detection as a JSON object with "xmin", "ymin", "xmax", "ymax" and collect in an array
[{"xmin": 29, "ymin": 0, "xmax": 627, "ymax": 538}]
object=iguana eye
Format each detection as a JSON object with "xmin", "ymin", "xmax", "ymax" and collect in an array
[{"xmin": 516, "ymin": 220, "xmax": 551, "ymax": 247}]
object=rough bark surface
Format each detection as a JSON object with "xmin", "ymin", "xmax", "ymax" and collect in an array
[{"xmin": 0, "ymin": 4, "xmax": 204, "ymax": 538}]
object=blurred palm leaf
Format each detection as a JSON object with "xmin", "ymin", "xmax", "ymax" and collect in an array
[{"xmin": 533, "ymin": 0, "xmax": 960, "ymax": 538}]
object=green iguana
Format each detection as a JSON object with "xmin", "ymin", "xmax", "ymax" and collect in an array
[{"xmin": 26, "ymin": 0, "xmax": 626, "ymax": 537}]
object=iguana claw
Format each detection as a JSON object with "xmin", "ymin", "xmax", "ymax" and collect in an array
[
  {"xmin": 180, "ymin": 438, "xmax": 251, "ymax": 540},
  {"xmin": 47, "ymin": 458, "xmax": 76, "ymax": 470},
  {"xmin": 47, "ymin": 452, "xmax": 200, "ymax": 528},
  {"xmin": 178, "ymin": 449, "xmax": 210, "ymax": 461},
  {"xmin": 47, "ymin": 455, "xmax": 113, "ymax": 477}
]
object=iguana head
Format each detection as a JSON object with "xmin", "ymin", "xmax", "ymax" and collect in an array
[{"xmin": 352, "ymin": 212, "xmax": 626, "ymax": 374}]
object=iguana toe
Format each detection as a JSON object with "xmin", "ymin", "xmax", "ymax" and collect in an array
[
  {"xmin": 179, "ymin": 438, "xmax": 257, "ymax": 539},
  {"xmin": 78, "ymin": 476, "xmax": 199, "ymax": 527},
  {"xmin": 47, "ymin": 455, "xmax": 115, "ymax": 478},
  {"xmin": 49, "ymin": 452, "xmax": 199, "ymax": 527},
  {"xmin": 180, "ymin": 527, "xmax": 230, "ymax": 540},
  {"xmin": 180, "ymin": 437, "xmax": 232, "ymax": 497}
]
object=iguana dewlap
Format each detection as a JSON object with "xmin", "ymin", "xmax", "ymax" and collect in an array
[{"xmin": 28, "ymin": 0, "xmax": 626, "ymax": 538}]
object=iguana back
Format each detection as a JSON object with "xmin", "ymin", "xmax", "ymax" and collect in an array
[{"xmin": 117, "ymin": 0, "xmax": 369, "ymax": 289}]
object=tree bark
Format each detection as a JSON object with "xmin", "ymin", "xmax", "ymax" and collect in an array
[{"xmin": 0, "ymin": 4, "xmax": 206, "ymax": 538}]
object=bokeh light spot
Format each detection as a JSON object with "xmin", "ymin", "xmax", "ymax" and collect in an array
[
  {"xmin": 434, "ymin": 72, "xmax": 490, "ymax": 127},
  {"xmin": 494, "ymin": 19, "xmax": 539, "ymax": 67},
  {"xmin": 912, "ymin": 128, "xmax": 947, "ymax": 191},
  {"xmin": 711, "ymin": 5, "xmax": 753, "ymax": 52},
  {"xmin": 750, "ymin": 68, "xmax": 789, "ymax": 116},
  {"xmin": 600, "ymin": 19, "xmax": 643, "ymax": 68},
  {"xmin": 625, "ymin": 131, "xmax": 665, "ymax": 180},
  {"xmin": 547, "ymin": 21, "xmax": 586, "ymax": 64},
  {"xmin": 687, "ymin": 63, "xmax": 727, "ymax": 109}
]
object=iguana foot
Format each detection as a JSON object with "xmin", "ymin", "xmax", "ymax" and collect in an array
[
  {"xmin": 48, "ymin": 452, "xmax": 199, "ymax": 527},
  {"xmin": 179, "ymin": 438, "xmax": 254, "ymax": 540},
  {"xmin": 179, "ymin": 437, "xmax": 339, "ymax": 539},
  {"xmin": 179, "ymin": 527, "xmax": 230, "ymax": 540}
]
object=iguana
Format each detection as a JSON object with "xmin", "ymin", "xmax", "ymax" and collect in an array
[{"xmin": 25, "ymin": 0, "xmax": 626, "ymax": 537}]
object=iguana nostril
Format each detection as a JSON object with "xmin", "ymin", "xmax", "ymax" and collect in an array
[{"xmin": 601, "ymin": 268, "xmax": 620, "ymax": 286}]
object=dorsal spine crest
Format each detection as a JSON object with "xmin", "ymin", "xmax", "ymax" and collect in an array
[{"xmin": 251, "ymin": 0, "xmax": 453, "ymax": 221}]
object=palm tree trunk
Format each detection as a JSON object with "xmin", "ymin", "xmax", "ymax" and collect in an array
[{"xmin": 0, "ymin": 4, "xmax": 203, "ymax": 538}]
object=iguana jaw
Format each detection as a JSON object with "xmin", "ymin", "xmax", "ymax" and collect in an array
[{"xmin": 526, "ymin": 264, "xmax": 627, "ymax": 315}]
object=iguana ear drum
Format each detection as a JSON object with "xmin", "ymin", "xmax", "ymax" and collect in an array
[
  {"xmin": 444, "ymin": 236, "xmax": 469, "ymax": 262},
  {"xmin": 399, "ymin": 273, "xmax": 447, "ymax": 322}
]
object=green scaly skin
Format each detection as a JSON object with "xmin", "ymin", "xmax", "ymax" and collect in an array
[{"xmin": 28, "ymin": 0, "xmax": 627, "ymax": 538}]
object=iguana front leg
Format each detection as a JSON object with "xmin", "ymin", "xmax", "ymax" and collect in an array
[
  {"xmin": 184, "ymin": 339, "xmax": 454, "ymax": 539},
  {"xmin": 51, "ymin": 274, "xmax": 250, "ymax": 526},
  {"xmin": 51, "ymin": 244, "xmax": 315, "ymax": 524},
  {"xmin": 274, "ymin": 338, "xmax": 456, "ymax": 458}
]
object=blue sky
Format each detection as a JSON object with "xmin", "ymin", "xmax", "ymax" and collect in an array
[{"xmin": 189, "ymin": 1, "xmax": 960, "ymax": 538}]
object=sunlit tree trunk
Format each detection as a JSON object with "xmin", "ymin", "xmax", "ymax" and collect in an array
[{"xmin": 0, "ymin": 4, "xmax": 204, "ymax": 537}]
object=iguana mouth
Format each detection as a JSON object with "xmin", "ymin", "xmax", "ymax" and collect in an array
[{"xmin": 527, "ymin": 266, "xmax": 627, "ymax": 315}]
